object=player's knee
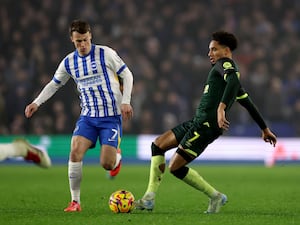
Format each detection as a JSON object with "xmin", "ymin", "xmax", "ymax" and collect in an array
[
  {"xmin": 69, "ymin": 149, "xmax": 84, "ymax": 162},
  {"xmin": 151, "ymin": 142, "xmax": 165, "ymax": 156},
  {"xmin": 170, "ymin": 166, "xmax": 189, "ymax": 179},
  {"xmin": 153, "ymin": 135, "xmax": 167, "ymax": 150}
]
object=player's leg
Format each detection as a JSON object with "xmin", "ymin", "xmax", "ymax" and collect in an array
[
  {"xmin": 141, "ymin": 121, "xmax": 194, "ymax": 198},
  {"xmin": 64, "ymin": 135, "xmax": 92, "ymax": 212},
  {"xmin": 169, "ymin": 124, "xmax": 227, "ymax": 213},
  {"xmin": 0, "ymin": 139, "xmax": 51, "ymax": 168},
  {"xmin": 65, "ymin": 116, "xmax": 96, "ymax": 212},
  {"xmin": 144, "ymin": 131, "xmax": 178, "ymax": 195},
  {"xmin": 101, "ymin": 144, "xmax": 122, "ymax": 177},
  {"xmin": 98, "ymin": 116, "xmax": 122, "ymax": 178},
  {"xmin": 0, "ymin": 141, "xmax": 27, "ymax": 161},
  {"xmin": 135, "ymin": 129, "xmax": 178, "ymax": 210},
  {"xmin": 169, "ymin": 152, "xmax": 227, "ymax": 213},
  {"xmin": 169, "ymin": 151, "xmax": 220, "ymax": 197},
  {"xmin": 109, "ymin": 147, "xmax": 122, "ymax": 177}
]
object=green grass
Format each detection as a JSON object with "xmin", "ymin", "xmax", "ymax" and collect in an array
[{"xmin": 0, "ymin": 163, "xmax": 299, "ymax": 225}]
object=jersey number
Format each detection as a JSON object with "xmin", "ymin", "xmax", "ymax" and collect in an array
[
  {"xmin": 109, "ymin": 129, "xmax": 118, "ymax": 141},
  {"xmin": 188, "ymin": 131, "xmax": 200, "ymax": 143}
]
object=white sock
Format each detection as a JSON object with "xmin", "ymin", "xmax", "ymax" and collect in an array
[
  {"xmin": 0, "ymin": 143, "xmax": 25, "ymax": 161},
  {"xmin": 68, "ymin": 161, "xmax": 82, "ymax": 203},
  {"xmin": 112, "ymin": 151, "xmax": 122, "ymax": 170}
]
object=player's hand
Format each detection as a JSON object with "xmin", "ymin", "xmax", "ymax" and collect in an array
[
  {"xmin": 25, "ymin": 103, "xmax": 39, "ymax": 118},
  {"xmin": 121, "ymin": 104, "xmax": 133, "ymax": 121},
  {"xmin": 262, "ymin": 128, "xmax": 277, "ymax": 147}
]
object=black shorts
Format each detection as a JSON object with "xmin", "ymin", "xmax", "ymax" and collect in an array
[{"xmin": 171, "ymin": 119, "xmax": 221, "ymax": 159}]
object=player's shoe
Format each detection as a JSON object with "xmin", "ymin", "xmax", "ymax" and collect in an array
[
  {"xmin": 135, "ymin": 199, "xmax": 155, "ymax": 211},
  {"xmin": 134, "ymin": 192, "xmax": 155, "ymax": 211},
  {"xmin": 109, "ymin": 148, "xmax": 122, "ymax": 177},
  {"xmin": 13, "ymin": 139, "xmax": 51, "ymax": 168},
  {"xmin": 64, "ymin": 201, "xmax": 82, "ymax": 212},
  {"xmin": 205, "ymin": 193, "xmax": 227, "ymax": 214}
]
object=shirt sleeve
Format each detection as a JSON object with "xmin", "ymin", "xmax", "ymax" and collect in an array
[
  {"xmin": 217, "ymin": 58, "xmax": 241, "ymax": 107},
  {"xmin": 120, "ymin": 67, "xmax": 133, "ymax": 104},
  {"xmin": 237, "ymin": 88, "xmax": 267, "ymax": 130},
  {"xmin": 33, "ymin": 60, "xmax": 71, "ymax": 106},
  {"xmin": 52, "ymin": 60, "xmax": 72, "ymax": 86},
  {"xmin": 106, "ymin": 47, "xmax": 133, "ymax": 104},
  {"xmin": 33, "ymin": 80, "xmax": 61, "ymax": 106}
]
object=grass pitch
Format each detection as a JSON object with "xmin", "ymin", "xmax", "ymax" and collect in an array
[{"xmin": 0, "ymin": 163, "xmax": 299, "ymax": 225}]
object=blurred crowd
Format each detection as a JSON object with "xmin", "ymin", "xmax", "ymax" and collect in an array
[{"xmin": 0, "ymin": 0, "xmax": 300, "ymax": 136}]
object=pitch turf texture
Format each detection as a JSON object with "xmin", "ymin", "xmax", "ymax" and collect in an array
[{"xmin": 0, "ymin": 164, "xmax": 299, "ymax": 225}]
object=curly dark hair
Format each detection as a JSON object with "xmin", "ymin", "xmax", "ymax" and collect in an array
[{"xmin": 212, "ymin": 31, "xmax": 238, "ymax": 51}]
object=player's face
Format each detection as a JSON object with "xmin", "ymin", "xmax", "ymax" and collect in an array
[
  {"xmin": 70, "ymin": 31, "xmax": 92, "ymax": 56},
  {"xmin": 208, "ymin": 40, "xmax": 230, "ymax": 64}
]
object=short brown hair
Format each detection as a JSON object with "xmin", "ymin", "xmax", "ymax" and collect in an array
[{"xmin": 69, "ymin": 20, "xmax": 91, "ymax": 36}]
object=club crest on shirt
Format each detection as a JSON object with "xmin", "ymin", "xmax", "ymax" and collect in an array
[
  {"xmin": 223, "ymin": 62, "xmax": 233, "ymax": 69},
  {"xmin": 91, "ymin": 61, "xmax": 97, "ymax": 71}
]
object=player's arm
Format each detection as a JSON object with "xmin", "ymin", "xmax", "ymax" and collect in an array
[
  {"xmin": 33, "ymin": 80, "xmax": 63, "ymax": 106},
  {"xmin": 119, "ymin": 67, "xmax": 134, "ymax": 120},
  {"xmin": 25, "ymin": 80, "xmax": 62, "ymax": 118},
  {"xmin": 236, "ymin": 88, "xmax": 266, "ymax": 129},
  {"xmin": 236, "ymin": 88, "xmax": 277, "ymax": 146},
  {"xmin": 217, "ymin": 102, "xmax": 230, "ymax": 130},
  {"xmin": 216, "ymin": 58, "xmax": 240, "ymax": 129},
  {"xmin": 109, "ymin": 47, "xmax": 134, "ymax": 120},
  {"xmin": 218, "ymin": 74, "xmax": 240, "ymax": 129},
  {"xmin": 25, "ymin": 61, "xmax": 70, "ymax": 118}
]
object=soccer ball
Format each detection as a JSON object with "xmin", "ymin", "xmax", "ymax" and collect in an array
[{"xmin": 108, "ymin": 190, "xmax": 135, "ymax": 213}]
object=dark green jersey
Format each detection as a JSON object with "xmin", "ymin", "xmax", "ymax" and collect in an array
[
  {"xmin": 172, "ymin": 58, "xmax": 268, "ymax": 158},
  {"xmin": 194, "ymin": 57, "xmax": 241, "ymax": 129}
]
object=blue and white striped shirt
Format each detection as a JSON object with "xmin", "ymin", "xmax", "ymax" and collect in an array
[{"xmin": 53, "ymin": 44, "xmax": 128, "ymax": 117}]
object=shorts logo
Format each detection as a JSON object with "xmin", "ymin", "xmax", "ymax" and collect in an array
[{"xmin": 73, "ymin": 125, "xmax": 79, "ymax": 133}]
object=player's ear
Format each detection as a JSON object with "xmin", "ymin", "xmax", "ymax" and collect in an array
[
  {"xmin": 70, "ymin": 35, "xmax": 73, "ymax": 42},
  {"xmin": 224, "ymin": 46, "xmax": 231, "ymax": 57}
]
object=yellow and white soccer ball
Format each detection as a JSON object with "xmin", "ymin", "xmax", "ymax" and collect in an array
[{"xmin": 108, "ymin": 190, "xmax": 135, "ymax": 213}]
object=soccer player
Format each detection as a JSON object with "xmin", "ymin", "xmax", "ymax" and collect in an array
[
  {"xmin": 0, "ymin": 138, "xmax": 51, "ymax": 168},
  {"xmin": 25, "ymin": 20, "xmax": 134, "ymax": 212},
  {"xmin": 135, "ymin": 31, "xmax": 277, "ymax": 213}
]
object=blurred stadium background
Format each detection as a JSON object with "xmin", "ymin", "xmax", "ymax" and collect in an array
[{"xmin": 0, "ymin": 0, "xmax": 300, "ymax": 165}]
